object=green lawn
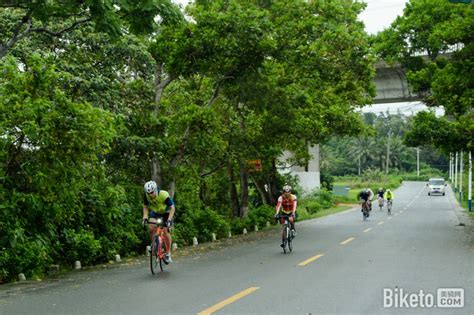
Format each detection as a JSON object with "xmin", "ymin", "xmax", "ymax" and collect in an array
[{"xmin": 299, "ymin": 205, "xmax": 353, "ymax": 221}]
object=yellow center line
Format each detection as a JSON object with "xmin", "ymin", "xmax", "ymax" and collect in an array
[
  {"xmin": 197, "ymin": 287, "xmax": 260, "ymax": 315},
  {"xmin": 340, "ymin": 237, "xmax": 355, "ymax": 245},
  {"xmin": 298, "ymin": 254, "xmax": 324, "ymax": 266},
  {"xmin": 363, "ymin": 228, "xmax": 372, "ymax": 233},
  {"xmin": 378, "ymin": 221, "xmax": 384, "ymax": 225}
]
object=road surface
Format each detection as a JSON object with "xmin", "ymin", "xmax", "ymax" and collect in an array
[{"xmin": 1, "ymin": 181, "xmax": 473, "ymax": 314}]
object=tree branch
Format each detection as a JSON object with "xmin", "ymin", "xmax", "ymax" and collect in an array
[
  {"xmin": 0, "ymin": 11, "xmax": 32, "ymax": 59},
  {"xmin": 29, "ymin": 17, "xmax": 93, "ymax": 37},
  {"xmin": 200, "ymin": 159, "xmax": 226, "ymax": 177}
]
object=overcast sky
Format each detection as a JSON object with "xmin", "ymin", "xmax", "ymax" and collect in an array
[
  {"xmin": 172, "ymin": 0, "xmax": 409, "ymax": 35},
  {"xmin": 359, "ymin": 0, "xmax": 408, "ymax": 34}
]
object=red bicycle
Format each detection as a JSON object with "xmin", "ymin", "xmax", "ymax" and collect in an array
[{"xmin": 148, "ymin": 218, "xmax": 168, "ymax": 275}]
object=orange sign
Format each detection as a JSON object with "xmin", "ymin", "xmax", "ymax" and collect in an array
[{"xmin": 248, "ymin": 159, "xmax": 262, "ymax": 171}]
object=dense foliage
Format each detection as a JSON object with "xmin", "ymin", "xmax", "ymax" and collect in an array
[
  {"xmin": 1, "ymin": 0, "xmax": 375, "ymax": 283},
  {"xmin": 372, "ymin": 0, "xmax": 473, "ymax": 153},
  {"xmin": 321, "ymin": 112, "xmax": 449, "ymax": 177}
]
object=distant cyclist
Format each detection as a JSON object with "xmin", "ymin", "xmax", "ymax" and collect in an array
[
  {"xmin": 377, "ymin": 187, "xmax": 385, "ymax": 210},
  {"xmin": 386, "ymin": 189, "xmax": 394, "ymax": 202},
  {"xmin": 366, "ymin": 187, "xmax": 374, "ymax": 211},
  {"xmin": 377, "ymin": 188, "xmax": 384, "ymax": 199},
  {"xmin": 275, "ymin": 184, "xmax": 297, "ymax": 244},
  {"xmin": 358, "ymin": 188, "xmax": 371, "ymax": 217},
  {"xmin": 142, "ymin": 180, "xmax": 175, "ymax": 264}
]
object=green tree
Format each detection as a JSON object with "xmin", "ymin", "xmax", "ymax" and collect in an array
[
  {"xmin": 372, "ymin": 0, "xmax": 473, "ymax": 152},
  {"xmin": 0, "ymin": 0, "xmax": 183, "ymax": 59}
]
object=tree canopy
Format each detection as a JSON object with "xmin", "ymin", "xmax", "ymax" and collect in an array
[
  {"xmin": 1, "ymin": 0, "xmax": 376, "ymax": 283},
  {"xmin": 372, "ymin": 0, "xmax": 473, "ymax": 152}
]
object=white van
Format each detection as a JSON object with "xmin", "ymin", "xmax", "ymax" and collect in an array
[{"xmin": 427, "ymin": 178, "xmax": 446, "ymax": 196}]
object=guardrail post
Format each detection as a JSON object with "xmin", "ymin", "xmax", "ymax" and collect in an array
[{"xmin": 74, "ymin": 261, "xmax": 81, "ymax": 270}]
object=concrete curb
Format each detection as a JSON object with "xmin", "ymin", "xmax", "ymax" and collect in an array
[{"xmin": 447, "ymin": 184, "xmax": 473, "ymax": 227}]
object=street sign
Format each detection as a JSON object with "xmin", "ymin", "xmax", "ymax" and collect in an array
[{"xmin": 248, "ymin": 159, "xmax": 262, "ymax": 172}]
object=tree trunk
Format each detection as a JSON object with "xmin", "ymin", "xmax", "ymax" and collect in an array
[
  {"xmin": 250, "ymin": 174, "xmax": 270, "ymax": 205},
  {"xmin": 151, "ymin": 62, "xmax": 174, "ymax": 189},
  {"xmin": 239, "ymin": 161, "xmax": 249, "ymax": 217},
  {"xmin": 228, "ymin": 161, "xmax": 240, "ymax": 217},
  {"xmin": 168, "ymin": 178, "xmax": 176, "ymax": 199},
  {"xmin": 358, "ymin": 157, "xmax": 361, "ymax": 176},
  {"xmin": 151, "ymin": 155, "xmax": 162, "ymax": 187},
  {"xmin": 154, "ymin": 63, "xmax": 174, "ymax": 114},
  {"xmin": 269, "ymin": 158, "xmax": 279, "ymax": 205}
]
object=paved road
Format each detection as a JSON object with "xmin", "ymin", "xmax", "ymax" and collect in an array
[{"xmin": 1, "ymin": 181, "xmax": 473, "ymax": 315}]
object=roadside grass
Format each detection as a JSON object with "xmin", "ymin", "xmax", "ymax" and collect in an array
[{"xmin": 299, "ymin": 205, "xmax": 353, "ymax": 221}]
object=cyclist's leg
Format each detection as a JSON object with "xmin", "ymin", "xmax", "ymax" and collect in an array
[
  {"xmin": 279, "ymin": 217, "xmax": 285, "ymax": 246},
  {"xmin": 161, "ymin": 213, "xmax": 171, "ymax": 255},
  {"xmin": 148, "ymin": 215, "xmax": 159, "ymax": 243}
]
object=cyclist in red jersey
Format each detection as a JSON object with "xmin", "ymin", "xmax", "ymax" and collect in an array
[{"xmin": 275, "ymin": 184, "xmax": 298, "ymax": 245}]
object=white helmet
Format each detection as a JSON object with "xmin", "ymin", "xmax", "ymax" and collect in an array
[
  {"xmin": 283, "ymin": 184, "xmax": 291, "ymax": 193},
  {"xmin": 387, "ymin": 189, "xmax": 391, "ymax": 192},
  {"xmin": 144, "ymin": 181, "xmax": 157, "ymax": 194},
  {"xmin": 379, "ymin": 187, "xmax": 383, "ymax": 191}
]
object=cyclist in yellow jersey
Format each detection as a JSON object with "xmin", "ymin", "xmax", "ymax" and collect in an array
[
  {"xmin": 143, "ymin": 181, "xmax": 175, "ymax": 264},
  {"xmin": 386, "ymin": 189, "xmax": 394, "ymax": 201}
]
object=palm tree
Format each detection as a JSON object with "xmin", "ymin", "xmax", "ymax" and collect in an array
[{"xmin": 347, "ymin": 137, "xmax": 376, "ymax": 175}]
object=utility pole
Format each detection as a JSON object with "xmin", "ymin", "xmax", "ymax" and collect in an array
[
  {"xmin": 455, "ymin": 152, "xmax": 458, "ymax": 192},
  {"xmin": 459, "ymin": 151, "xmax": 463, "ymax": 203},
  {"xmin": 416, "ymin": 147, "xmax": 420, "ymax": 177},
  {"xmin": 385, "ymin": 129, "xmax": 392, "ymax": 176},
  {"xmin": 449, "ymin": 153, "xmax": 452, "ymax": 181},
  {"xmin": 469, "ymin": 151, "xmax": 472, "ymax": 212}
]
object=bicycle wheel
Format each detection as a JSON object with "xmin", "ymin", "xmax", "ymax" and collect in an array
[
  {"xmin": 282, "ymin": 226, "xmax": 288, "ymax": 254},
  {"xmin": 288, "ymin": 228, "xmax": 293, "ymax": 253},
  {"xmin": 150, "ymin": 236, "xmax": 159, "ymax": 275},
  {"xmin": 158, "ymin": 238, "xmax": 166, "ymax": 271}
]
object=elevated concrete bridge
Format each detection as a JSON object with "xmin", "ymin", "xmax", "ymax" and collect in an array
[{"xmin": 373, "ymin": 60, "xmax": 421, "ymax": 104}]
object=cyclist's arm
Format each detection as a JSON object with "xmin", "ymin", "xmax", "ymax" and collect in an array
[
  {"xmin": 292, "ymin": 196, "xmax": 297, "ymax": 216},
  {"xmin": 275, "ymin": 196, "xmax": 282, "ymax": 215},
  {"xmin": 164, "ymin": 197, "xmax": 175, "ymax": 221},
  {"xmin": 143, "ymin": 193, "xmax": 149, "ymax": 219}
]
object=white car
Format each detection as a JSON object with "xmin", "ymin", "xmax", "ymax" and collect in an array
[{"xmin": 427, "ymin": 178, "xmax": 446, "ymax": 196}]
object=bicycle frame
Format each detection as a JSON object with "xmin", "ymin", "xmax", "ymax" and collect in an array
[
  {"xmin": 361, "ymin": 200, "xmax": 370, "ymax": 220},
  {"xmin": 277, "ymin": 214, "xmax": 293, "ymax": 253},
  {"xmin": 148, "ymin": 218, "xmax": 169, "ymax": 274},
  {"xmin": 387, "ymin": 199, "xmax": 393, "ymax": 213}
]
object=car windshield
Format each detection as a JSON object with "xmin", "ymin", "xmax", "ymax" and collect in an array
[{"xmin": 429, "ymin": 180, "xmax": 444, "ymax": 185}]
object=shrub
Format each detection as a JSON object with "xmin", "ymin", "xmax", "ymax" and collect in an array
[
  {"xmin": 304, "ymin": 199, "xmax": 322, "ymax": 214},
  {"xmin": 230, "ymin": 217, "xmax": 253, "ymax": 235},
  {"xmin": 64, "ymin": 229, "xmax": 102, "ymax": 266},
  {"xmin": 176, "ymin": 208, "xmax": 230, "ymax": 244},
  {"xmin": 247, "ymin": 205, "xmax": 275, "ymax": 228}
]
